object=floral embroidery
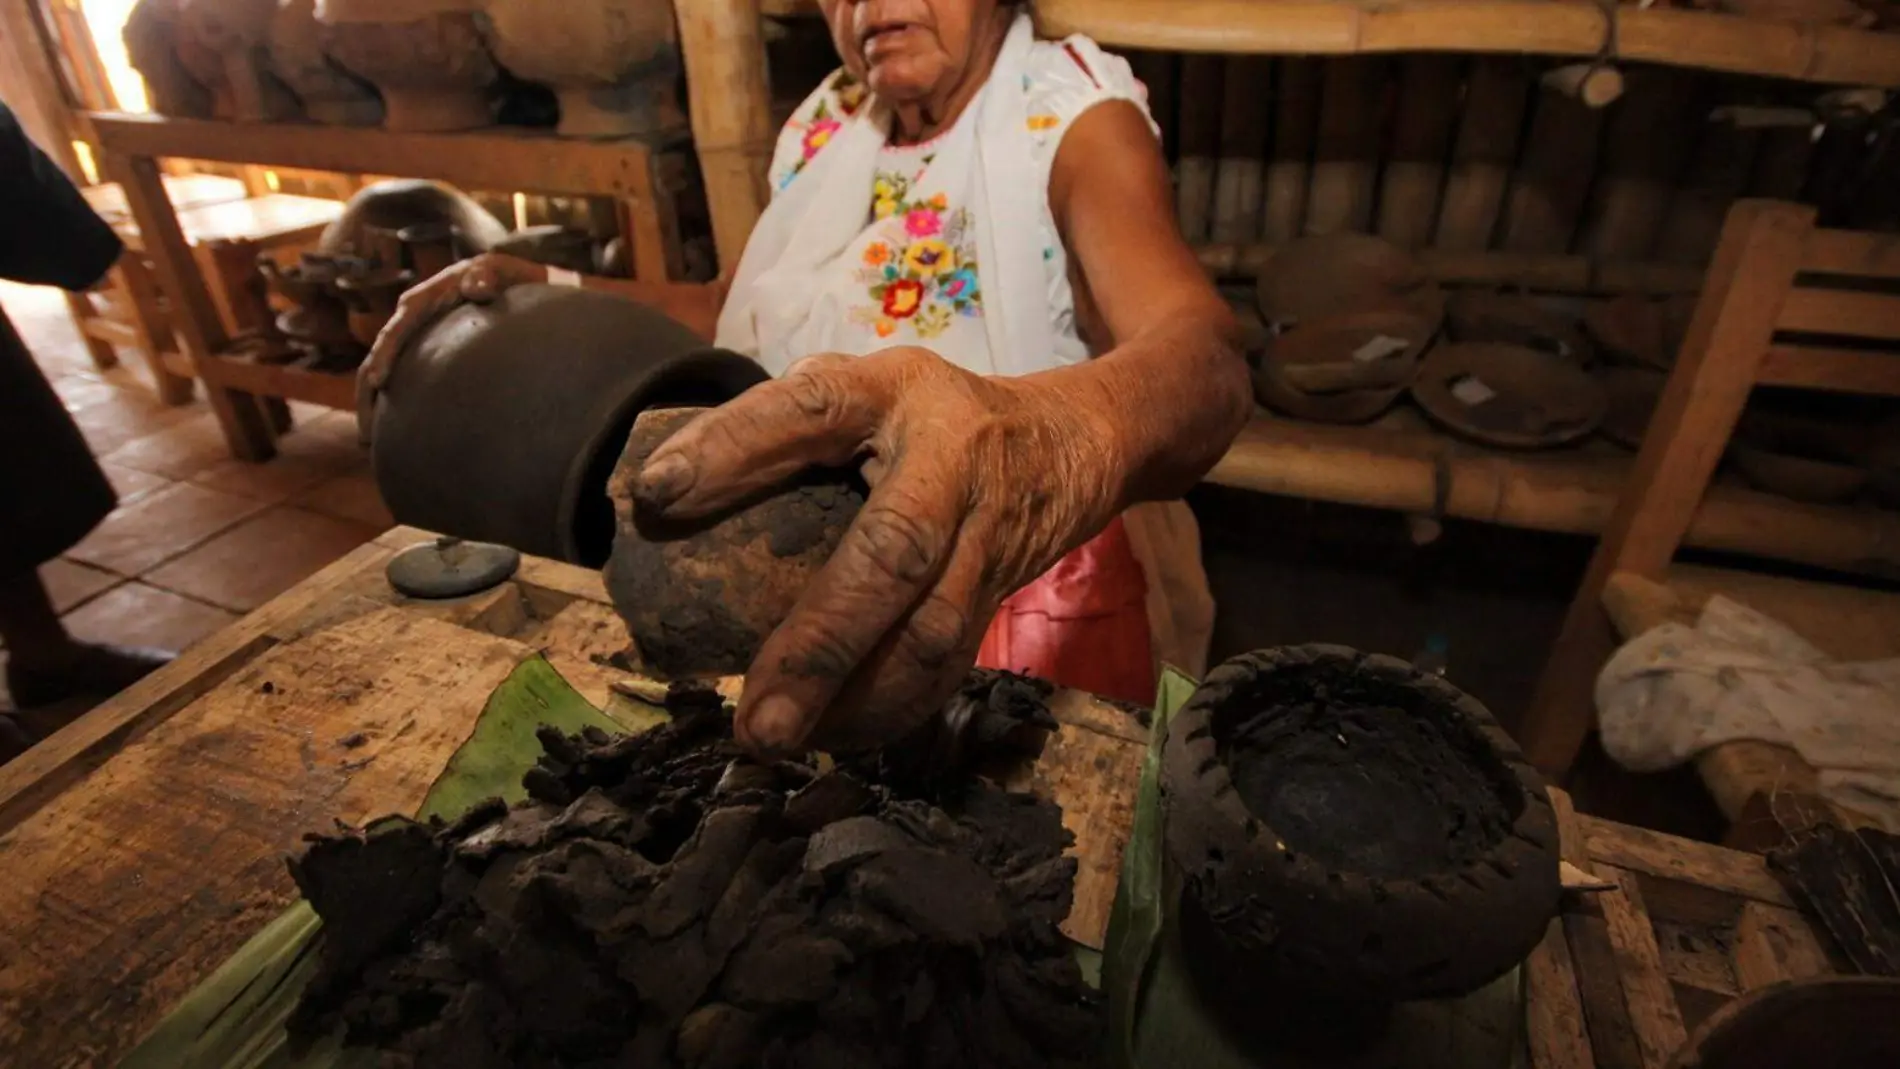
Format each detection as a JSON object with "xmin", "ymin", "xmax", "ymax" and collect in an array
[
  {"xmin": 776, "ymin": 74, "xmax": 865, "ymax": 192},
  {"xmin": 802, "ymin": 118, "xmax": 840, "ymax": 159},
  {"xmin": 1027, "ymin": 113, "xmax": 1060, "ymax": 131},
  {"xmin": 853, "ymin": 166, "xmax": 982, "ymax": 341}
]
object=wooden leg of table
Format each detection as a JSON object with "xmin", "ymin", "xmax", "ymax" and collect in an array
[
  {"xmin": 1518, "ymin": 201, "xmax": 1812, "ymax": 780},
  {"xmin": 63, "ymin": 290, "xmax": 121, "ymax": 370},
  {"xmin": 104, "ymin": 150, "xmax": 275, "ymax": 461},
  {"xmin": 113, "ymin": 256, "xmax": 196, "ymax": 406}
]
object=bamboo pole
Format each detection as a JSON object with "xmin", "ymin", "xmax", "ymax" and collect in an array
[
  {"xmin": 1435, "ymin": 57, "xmax": 1531, "ymax": 251},
  {"xmin": 1579, "ymin": 68, "xmax": 1704, "ymax": 262},
  {"xmin": 1659, "ymin": 99, "xmax": 1762, "ymax": 265},
  {"xmin": 1305, "ymin": 56, "xmax": 1387, "ymax": 235},
  {"xmin": 1196, "ymin": 243, "xmax": 1705, "ymax": 294},
  {"xmin": 1212, "ymin": 56, "xmax": 1274, "ymax": 244},
  {"xmin": 1261, "ymin": 57, "xmax": 1321, "ymax": 243},
  {"xmin": 1206, "ymin": 416, "xmax": 1900, "ymax": 579},
  {"xmin": 1541, "ymin": 63, "xmax": 1625, "ymax": 109},
  {"xmin": 1377, "ymin": 55, "xmax": 1463, "ymax": 249},
  {"xmin": 1032, "ymin": 0, "xmax": 1900, "ymax": 88},
  {"xmin": 1499, "ymin": 78, "xmax": 1608, "ymax": 253},
  {"xmin": 677, "ymin": 0, "xmax": 774, "ymax": 277},
  {"xmin": 1175, "ymin": 55, "xmax": 1224, "ymax": 243}
]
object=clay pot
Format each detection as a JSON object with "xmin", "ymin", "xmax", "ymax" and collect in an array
[
  {"xmin": 476, "ymin": 0, "xmax": 684, "ymax": 138},
  {"xmin": 1445, "ymin": 290, "xmax": 1594, "ymax": 366},
  {"xmin": 1413, "ymin": 343, "xmax": 1607, "ymax": 449},
  {"xmin": 492, "ymin": 224, "xmax": 600, "ymax": 274},
  {"xmin": 371, "ymin": 284, "xmax": 768, "ymax": 564},
  {"xmin": 1251, "ymin": 308, "xmax": 1433, "ymax": 424},
  {"xmin": 268, "ymin": 0, "xmax": 383, "ymax": 126},
  {"xmin": 604, "ymin": 407, "xmax": 867, "ymax": 683},
  {"xmin": 179, "ymin": 0, "xmax": 304, "ymax": 121},
  {"xmin": 318, "ymin": 179, "xmax": 509, "ymax": 261},
  {"xmin": 314, "ymin": 0, "xmax": 499, "ymax": 132},
  {"xmin": 258, "ymin": 255, "xmax": 355, "ymax": 356},
  {"xmin": 125, "ymin": 0, "xmax": 217, "ymax": 118},
  {"xmin": 335, "ymin": 263, "xmax": 414, "ymax": 347},
  {"xmin": 396, "ymin": 221, "xmax": 462, "ymax": 280},
  {"xmin": 1258, "ymin": 233, "xmax": 1446, "ymax": 332},
  {"xmin": 1161, "ymin": 645, "xmax": 1561, "ymax": 1004},
  {"xmin": 1670, "ymin": 977, "xmax": 1900, "ymax": 1069}
]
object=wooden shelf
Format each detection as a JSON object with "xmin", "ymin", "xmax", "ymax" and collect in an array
[
  {"xmin": 83, "ymin": 112, "xmax": 687, "ymax": 198},
  {"xmin": 1196, "ymin": 243, "xmax": 1706, "ymax": 295},
  {"xmin": 208, "ymin": 341, "xmax": 358, "ymax": 412},
  {"xmin": 1206, "ymin": 411, "xmax": 1900, "ymax": 578},
  {"xmin": 1034, "ymin": 0, "xmax": 1900, "ymax": 87}
]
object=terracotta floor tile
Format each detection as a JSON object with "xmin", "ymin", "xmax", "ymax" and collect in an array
[
  {"xmin": 97, "ymin": 461, "xmax": 173, "ymax": 505},
  {"xmin": 60, "ymin": 581, "xmax": 237, "ymax": 654},
  {"xmin": 52, "ymin": 373, "xmax": 119, "ymax": 410},
  {"xmin": 145, "ymin": 506, "xmax": 379, "ymax": 612},
  {"xmin": 66, "ymin": 481, "xmax": 268, "ymax": 577},
  {"xmin": 277, "ymin": 410, "xmax": 367, "ymax": 463},
  {"xmin": 294, "ymin": 470, "xmax": 396, "ymax": 530},
  {"xmin": 67, "ymin": 386, "xmax": 201, "ymax": 457},
  {"xmin": 39, "ymin": 559, "xmax": 123, "ymax": 614},
  {"xmin": 100, "ymin": 411, "xmax": 233, "ymax": 480},
  {"xmin": 191, "ymin": 451, "xmax": 353, "ymax": 504}
]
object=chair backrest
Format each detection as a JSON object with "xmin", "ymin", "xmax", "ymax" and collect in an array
[{"xmin": 1743, "ymin": 210, "xmax": 1900, "ymax": 396}]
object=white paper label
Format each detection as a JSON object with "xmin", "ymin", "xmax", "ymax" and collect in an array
[
  {"xmin": 1449, "ymin": 375, "xmax": 1497, "ymax": 407},
  {"xmin": 1351, "ymin": 334, "xmax": 1411, "ymax": 363}
]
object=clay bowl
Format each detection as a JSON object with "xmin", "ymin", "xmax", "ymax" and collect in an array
[
  {"xmin": 1413, "ymin": 342, "xmax": 1607, "ymax": 449},
  {"xmin": 604, "ymin": 407, "xmax": 867, "ymax": 685},
  {"xmin": 1161, "ymin": 645, "xmax": 1561, "ymax": 1003},
  {"xmin": 1251, "ymin": 307, "xmax": 1435, "ymax": 424},
  {"xmin": 269, "ymin": 0, "xmax": 383, "ymax": 126},
  {"xmin": 313, "ymin": 0, "xmax": 499, "ymax": 132},
  {"xmin": 1257, "ymin": 233, "xmax": 1446, "ymax": 332},
  {"xmin": 1598, "ymin": 366, "xmax": 1668, "ymax": 451},
  {"xmin": 1670, "ymin": 977, "xmax": 1900, "ymax": 1069},
  {"xmin": 318, "ymin": 178, "xmax": 509, "ymax": 260},
  {"xmin": 1445, "ymin": 290, "xmax": 1594, "ymax": 367},
  {"xmin": 1728, "ymin": 440, "xmax": 1868, "ymax": 504},
  {"xmin": 371, "ymin": 285, "xmax": 769, "ymax": 564},
  {"xmin": 478, "ymin": 0, "xmax": 684, "ymax": 138}
]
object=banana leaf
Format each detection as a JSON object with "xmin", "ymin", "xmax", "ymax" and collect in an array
[
  {"xmin": 120, "ymin": 655, "xmax": 662, "ymax": 1069},
  {"xmin": 1098, "ymin": 669, "xmax": 1529, "ymax": 1069}
]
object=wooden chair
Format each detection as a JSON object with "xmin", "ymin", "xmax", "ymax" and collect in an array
[{"xmin": 1521, "ymin": 199, "xmax": 1900, "ymax": 789}]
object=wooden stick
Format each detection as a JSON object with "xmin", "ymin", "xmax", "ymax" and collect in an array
[
  {"xmin": 1305, "ymin": 56, "xmax": 1387, "ymax": 235},
  {"xmin": 1436, "ymin": 57, "xmax": 1530, "ymax": 251},
  {"xmin": 1175, "ymin": 55, "xmax": 1224, "ymax": 243},
  {"xmin": 1377, "ymin": 55, "xmax": 1463, "ymax": 249},
  {"xmin": 1261, "ymin": 57, "xmax": 1320, "ymax": 243},
  {"xmin": 1543, "ymin": 63, "xmax": 1626, "ymax": 109},
  {"xmin": 1212, "ymin": 56, "xmax": 1273, "ymax": 243},
  {"xmin": 1599, "ymin": 867, "xmax": 1691, "ymax": 1069},
  {"xmin": 1580, "ymin": 68, "xmax": 1704, "ymax": 262},
  {"xmin": 1196, "ymin": 243, "xmax": 1705, "ymax": 294},
  {"xmin": 1527, "ymin": 916, "xmax": 1598, "ymax": 1069},
  {"xmin": 1500, "ymin": 79, "xmax": 1609, "ymax": 253},
  {"xmin": 1732, "ymin": 901, "xmax": 1832, "ymax": 989},
  {"xmin": 677, "ymin": 0, "xmax": 774, "ymax": 276}
]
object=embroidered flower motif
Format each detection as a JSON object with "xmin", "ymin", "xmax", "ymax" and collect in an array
[
  {"xmin": 903, "ymin": 239, "xmax": 954, "ymax": 278},
  {"xmin": 904, "ymin": 208, "xmax": 942, "ymax": 238},
  {"xmin": 929, "ymin": 193, "xmax": 948, "ymax": 210},
  {"xmin": 882, "ymin": 279, "xmax": 925, "ymax": 318},
  {"xmin": 940, "ymin": 266, "xmax": 979, "ymax": 303},
  {"xmin": 863, "ymin": 242, "xmax": 893, "ymax": 266},
  {"xmin": 802, "ymin": 118, "xmax": 841, "ymax": 160},
  {"xmin": 837, "ymin": 78, "xmax": 868, "ymax": 116},
  {"xmin": 914, "ymin": 303, "xmax": 952, "ymax": 338},
  {"xmin": 1027, "ymin": 113, "xmax": 1060, "ymax": 131},
  {"xmin": 875, "ymin": 317, "xmax": 897, "ymax": 338}
]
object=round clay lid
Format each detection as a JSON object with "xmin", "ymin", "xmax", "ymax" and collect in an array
[
  {"xmin": 1413, "ymin": 343, "xmax": 1606, "ymax": 448},
  {"xmin": 1251, "ymin": 308, "xmax": 1433, "ymax": 423},
  {"xmin": 1257, "ymin": 234, "xmax": 1445, "ymax": 331},
  {"xmin": 1597, "ymin": 366, "xmax": 1667, "ymax": 451},
  {"xmin": 386, "ymin": 536, "xmax": 521, "ymax": 599},
  {"xmin": 1445, "ymin": 291, "xmax": 1594, "ymax": 366}
]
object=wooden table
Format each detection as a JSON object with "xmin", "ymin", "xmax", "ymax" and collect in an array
[{"xmin": 0, "ymin": 528, "xmax": 1847, "ymax": 1066}]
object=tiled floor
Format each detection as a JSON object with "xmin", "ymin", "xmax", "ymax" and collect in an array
[{"xmin": 0, "ymin": 279, "xmax": 395, "ymax": 733}]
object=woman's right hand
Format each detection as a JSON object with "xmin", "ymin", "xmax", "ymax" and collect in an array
[{"xmin": 354, "ymin": 252, "xmax": 550, "ymax": 443}]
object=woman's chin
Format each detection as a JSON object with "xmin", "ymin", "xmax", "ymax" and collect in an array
[{"xmin": 865, "ymin": 59, "xmax": 942, "ymax": 103}]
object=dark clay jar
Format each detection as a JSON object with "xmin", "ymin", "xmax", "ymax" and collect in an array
[
  {"xmin": 1161, "ymin": 645, "xmax": 1561, "ymax": 1007},
  {"xmin": 371, "ymin": 285, "xmax": 768, "ymax": 565}
]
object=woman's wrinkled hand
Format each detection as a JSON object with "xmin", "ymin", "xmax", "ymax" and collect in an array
[
  {"xmin": 354, "ymin": 252, "xmax": 550, "ymax": 443},
  {"xmin": 630, "ymin": 346, "xmax": 1130, "ymax": 756}
]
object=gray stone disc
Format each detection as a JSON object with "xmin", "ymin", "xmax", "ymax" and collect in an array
[{"xmin": 386, "ymin": 537, "xmax": 521, "ymax": 599}]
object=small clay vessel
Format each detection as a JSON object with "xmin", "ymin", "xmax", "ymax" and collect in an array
[
  {"xmin": 178, "ymin": 0, "xmax": 304, "ymax": 121},
  {"xmin": 492, "ymin": 224, "xmax": 599, "ymax": 274},
  {"xmin": 268, "ymin": 0, "xmax": 383, "ymax": 126},
  {"xmin": 1445, "ymin": 290, "xmax": 1594, "ymax": 366},
  {"xmin": 1413, "ymin": 342, "xmax": 1607, "ymax": 449},
  {"xmin": 1258, "ymin": 233, "xmax": 1446, "ymax": 332},
  {"xmin": 258, "ymin": 254, "xmax": 355, "ymax": 356},
  {"xmin": 334, "ymin": 263, "xmax": 414, "ymax": 347},
  {"xmin": 1161, "ymin": 645, "xmax": 1561, "ymax": 1004},
  {"xmin": 604, "ymin": 407, "xmax": 867, "ymax": 683},
  {"xmin": 125, "ymin": 0, "xmax": 217, "ymax": 118},
  {"xmin": 313, "ymin": 0, "xmax": 499, "ymax": 132},
  {"xmin": 318, "ymin": 179, "xmax": 509, "ymax": 260},
  {"xmin": 396, "ymin": 221, "xmax": 461, "ymax": 280},
  {"xmin": 476, "ymin": 0, "xmax": 685, "ymax": 138},
  {"xmin": 371, "ymin": 284, "xmax": 768, "ymax": 563},
  {"xmin": 1670, "ymin": 977, "xmax": 1900, "ymax": 1069},
  {"xmin": 1251, "ymin": 307, "xmax": 1432, "ymax": 424}
]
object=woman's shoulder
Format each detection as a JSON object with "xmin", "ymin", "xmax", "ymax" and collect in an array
[
  {"xmin": 1022, "ymin": 34, "xmax": 1157, "ymax": 145},
  {"xmin": 768, "ymin": 68, "xmax": 872, "ymax": 195}
]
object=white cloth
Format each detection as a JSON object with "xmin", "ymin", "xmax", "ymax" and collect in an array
[
  {"xmin": 714, "ymin": 11, "xmax": 1153, "ymax": 376},
  {"xmin": 1597, "ymin": 595, "xmax": 1900, "ymax": 832}
]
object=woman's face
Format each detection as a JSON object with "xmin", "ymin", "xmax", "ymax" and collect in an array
[{"xmin": 819, "ymin": 0, "xmax": 1005, "ymax": 103}]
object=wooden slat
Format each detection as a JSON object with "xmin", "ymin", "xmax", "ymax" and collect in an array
[
  {"xmin": 1599, "ymin": 868, "xmax": 1691, "ymax": 1069},
  {"xmin": 79, "ymin": 316, "xmax": 141, "ymax": 348},
  {"xmin": 1195, "ymin": 244, "xmax": 1704, "ymax": 294},
  {"xmin": 1732, "ymin": 900, "xmax": 1833, "ymax": 989},
  {"xmin": 204, "ymin": 351, "xmax": 358, "ymax": 411},
  {"xmin": 1755, "ymin": 344, "xmax": 1900, "ymax": 396},
  {"xmin": 1528, "ymin": 917, "xmax": 1597, "ymax": 1069},
  {"xmin": 88, "ymin": 113, "xmax": 674, "ymax": 198},
  {"xmin": 1778, "ymin": 288, "xmax": 1900, "ymax": 342},
  {"xmin": 1804, "ymin": 227, "xmax": 1900, "ymax": 279},
  {"xmin": 1580, "ymin": 815, "xmax": 1797, "ymax": 908}
]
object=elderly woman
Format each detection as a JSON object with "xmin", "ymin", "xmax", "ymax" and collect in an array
[{"xmin": 360, "ymin": 0, "xmax": 1250, "ymax": 754}]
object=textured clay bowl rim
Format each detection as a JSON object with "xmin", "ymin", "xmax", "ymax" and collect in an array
[
  {"xmin": 1728, "ymin": 440, "xmax": 1868, "ymax": 504},
  {"xmin": 1251, "ymin": 307, "xmax": 1433, "ymax": 423},
  {"xmin": 1669, "ymin": 976, "xmax": 1900, "ymax": 1069},
  {"xmin": 1160, "ymin": 645, "xmax": 1561, "ymax": 1001},
  {"xmin": 1258, "ymin": 233, "xmax": 1445, "ymax": 331},
  {"xmin": 1413, "ymin": 342, "xmax": 1607, "ymax": 449}
]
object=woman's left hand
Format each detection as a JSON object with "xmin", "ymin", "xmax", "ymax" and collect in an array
[{"xmin": 629, "ymin": 345, "xmax": 1129, "ymax": 755}]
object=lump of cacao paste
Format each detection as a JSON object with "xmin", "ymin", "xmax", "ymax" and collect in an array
[{"xmin": 288, "ymin": 674, "xmax": 1098, "ymax": 1068}]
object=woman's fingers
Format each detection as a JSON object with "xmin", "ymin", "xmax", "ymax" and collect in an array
[
  {"xmin": 634, "ymin": 354, "xmax": 889, "ymax": 519},
  {"xmin": 732, "ymin": 468, "xmax": 964, "ymax": 755}
]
